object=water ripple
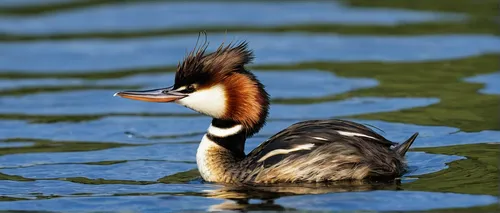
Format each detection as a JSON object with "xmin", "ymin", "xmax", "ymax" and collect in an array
[
  {"xmin": 0, "ymin": 1, "xmax": 463, "ymax": 34},
  {"xmin": 2, "ymin": 33, "xmax": 499, "ymax": 72},
  {"xmin": 0, "ymin": 0, "xmax": 72, "ymax": 7},
  {"xmin": 0, "ymin": 182, "xmax": 495, "ymax": 212},
  {"xmin": 0, "ymin": 93, "xmax": 437, "ymax": 117},
  {"xmin": 277, "ymin": 191, "xmax": 497, "ymax": 212},
  {"xmin": 0, "ymin": 96, "xmax": 439, "ymax": 142},
  {"xmin": 0, "ymin": 180, "xmax": 213, "ymax": 197},
  {"xmin": 464, "ymin": 71, "xmax": 500, "ymax": 95},
  {"xmin": 1, "ymin": 160, "xmax": 194, "ymax": 181}
]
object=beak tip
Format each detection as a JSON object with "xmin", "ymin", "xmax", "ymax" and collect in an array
[{"xmin": 113, "ymin": 92, "xmax": 120, "ymax": 97}]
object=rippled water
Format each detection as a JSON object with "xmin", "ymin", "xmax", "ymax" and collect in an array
[
  {"xmin": 0, "ymin": 0, "xmax": 498, "ymax": 212},
  {"xmin": 4, "ymin": 33, "xmax": 500, "ymax": 71},
  {"xmin": 0, "ymin": 1, "xmax": 463, "ymax": 34}
]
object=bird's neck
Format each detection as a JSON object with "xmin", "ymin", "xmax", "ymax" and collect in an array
[
  {"xmin": 196, "ymin": 118, "xmax": 248, "ymax": 182},
  {"xmin": 207, "ymin": 119, "xmax": 247, "ymax": 157}
]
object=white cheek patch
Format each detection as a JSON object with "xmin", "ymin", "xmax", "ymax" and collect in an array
[
  {"xmin": 257, "ymin": 143, "xmax": 315, "ymax": 163},
  {"xmin": 177, "ymin": 84, "xmax": 227, "ymax": 118}
]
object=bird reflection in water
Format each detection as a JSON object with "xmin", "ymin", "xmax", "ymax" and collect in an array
[{"xmin": 199, "ymin": 179, "xmax": 403, "ymax": 212}]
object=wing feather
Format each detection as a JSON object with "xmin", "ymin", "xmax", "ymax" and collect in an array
[{"xmin": 246, "ymin": 119, "xmax": 395, "ymax": 166}]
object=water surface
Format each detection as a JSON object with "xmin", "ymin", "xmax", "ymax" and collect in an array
[
  {"xmin": 0, "ymin": 0, "xmax": 498, "ymax": 212},
  {"xmin": 0, "ymin": 1, "xmax": 463, "ymax": 34},
  {"xmin": 2, "ymin": 33, "xmax": 500, "ymax": 72}
]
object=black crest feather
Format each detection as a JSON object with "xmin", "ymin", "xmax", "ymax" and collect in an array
[{"xmin": 174, "ymin": 34, "xmax": 254, "ymax": 88}]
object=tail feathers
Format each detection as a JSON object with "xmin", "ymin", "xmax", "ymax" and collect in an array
[{"xmin": 394, "ymin": 133, "xmax": 419, "ymax": 156}]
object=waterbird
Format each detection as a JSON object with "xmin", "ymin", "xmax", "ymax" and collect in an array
[{"xmin": 114, "ymin": 41, "xmax": 418, "ymax": 184}]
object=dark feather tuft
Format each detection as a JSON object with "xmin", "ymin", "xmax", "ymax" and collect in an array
[{"xmin": 174, "ymin": 38, "xmax": 254, "ymax": 88}]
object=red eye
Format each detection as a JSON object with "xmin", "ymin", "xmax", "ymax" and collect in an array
[{"xmin": 183, "ymin": 85, "xmax": 196, "ymax": 93}]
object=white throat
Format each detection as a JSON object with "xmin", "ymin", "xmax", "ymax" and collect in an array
[
  {"xmin": 196, "ymin": 123, "xmax": 244, "ymax": 182},
  {"xmin": 196, "ymin": 134, "xmax": 218, "ymax": 182}
]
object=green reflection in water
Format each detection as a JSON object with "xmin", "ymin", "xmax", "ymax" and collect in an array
[
  {"xmin": 259, "ymin": 54, "xmax": 499, "ymax": 132},
  {"xmin": 64, "ymin": 177, "xmax": 156, "ymax": 185},
  {"xmin": 0, "ymin": 138, "xmax": 136, "ymax": 156},
  {"xmin": 0, "ymin": 54, "xmax": 497, "ymax": 132},
  {"xmin": 0, "ymin": 196, "xmax": 30, "ymax": 201},
  {"xmin": 0, "ymin": 114, "xmax": 107, "ymax": 124},
  {"xmin": 426, "ymin": 204, "xmax": 499, "ymax": 213},
  {"xmin": 406, "ymin": 143, "xmax": 499, "ymax": 196},
  {"xmin": 2, "ymin": 21, "xmax": 497, "ymax": 42},
  {"xmin": 0, "ymin": 172, "xmax": 34, "ymax": 181},
  {"xmin": 0, "ymin": 0, "xmax": 497, "ymax": 42},
  {"xmin": 83, "ymin": 160, "xmax": 127, "ymax": 165},
  {"xmin": 0, "ymin": 85, "xmax": 139, "ymax": 96},
  {"xmin": 0, "ymin": 112, "xmax": 200, "ymax": 123},
  {"xmin": 158, "ymin": 169, "xmax": 200, "ymax": 184},
  {"xmin": 0, "ymin": 0, "xmax": 162, "ymax": 15},
  {"xmin": 404, "ymin": 143, "xmax": 500, "ymax": 213},
  {"xmin": 345, "ymin": 0, "xmax": 497, "ymax": 17},
  {"xmin": 0, "ymin": 66, "xmax": 173, "ymax": 80},
  {"xmin": 3, "ymin": 0, "xmax": 489, "ymax": 16}
]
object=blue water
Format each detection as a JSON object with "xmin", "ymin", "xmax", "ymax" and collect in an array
[
  {"xmin": 0, "ymin": 1, "xmax": 498, "ymax": 212},
  {"xmin": 2, "ymin": 34, "xmax": 500, "ymax": 71},
  {"xmin": 0, "ymin": 0, "xmax": 74, "ymax": 6},
  {"xmin": 465, "ymin": 71, "xmax": 500, "ymax": 95},
  {"xmin": 0, "ymin": 70, "xmax": 377, "ymax": 98},
  {"xmin": 0, "ymin": 191, "xmax": 495, "ymax": 212},
  {"xmin": 0, "ymin": 1, "xmax": 464, "ymax": 34}
]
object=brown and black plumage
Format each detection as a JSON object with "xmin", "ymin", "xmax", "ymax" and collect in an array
[{"xmin": 115, "ymin": 39, "xmax": 418, "ymax": 184}]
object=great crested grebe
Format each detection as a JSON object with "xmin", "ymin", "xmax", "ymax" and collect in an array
[{"xmin": 115, "ymin": 41, "xmax": 418, "ymax": 184}]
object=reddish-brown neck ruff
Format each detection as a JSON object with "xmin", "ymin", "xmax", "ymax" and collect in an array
[{"xmin": 219, "ymin": 72, "xmax": 269, "ymax": 137}]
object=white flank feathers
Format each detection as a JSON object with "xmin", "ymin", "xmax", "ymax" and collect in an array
[
  {"xmin": 257, "ymin": 143, "xmax": 315, "ymax": 162},
  {"xmin": 336, "ymin": 131, "xmax": 378, "ymax": 140},
  {"xmin": 311, "ymin": 136, "xmax": 327, "ymax": 141}
]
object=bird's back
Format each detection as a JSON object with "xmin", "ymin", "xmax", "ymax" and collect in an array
[{"xmin": 235, "ymin": 119, "xmax": 416, "ymax": 184}]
